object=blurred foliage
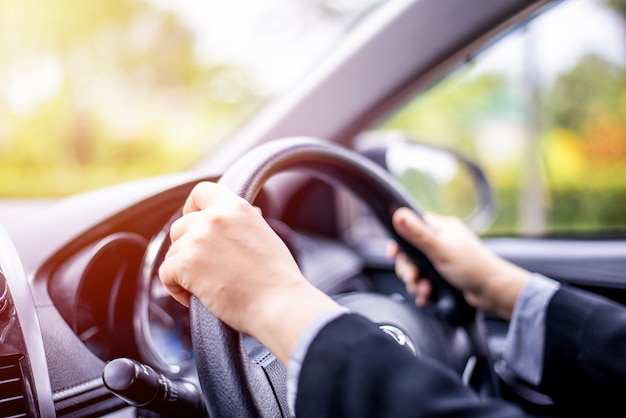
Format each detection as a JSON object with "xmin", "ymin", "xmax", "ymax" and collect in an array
[
  {"xmin": 382, "ymin": 44, "xmax": 626, "ymax": 236},
  {"xmin": 545, "ymin": 54, "xmax": 624, "ymax": 133},
  {"xmin": 0, "ymin": 0, "xmax": 378, "ymax": 197},
  {"xmin": 0, "ymin": 0, "xmax": 264, "ymax": 196},
  {"xmin": 383, "ymin": 73, "xmax": 511, "ymax": 157},
  {"xmin": 606, "ymin": 0, "xmax": 626, "ymax": 17},
  {"xmin": 2, "ymin": 0, "xmax": 626, "ymax": 239}
]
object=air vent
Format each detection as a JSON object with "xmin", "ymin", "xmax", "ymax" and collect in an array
[{"xmin": 0, "ymin": 354, "xmax": 28, "ymax": 418}]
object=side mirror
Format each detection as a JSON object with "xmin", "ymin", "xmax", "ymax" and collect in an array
[{"xmin": 357, "ymin": 131, "xmax": 495, "ymax": 233}]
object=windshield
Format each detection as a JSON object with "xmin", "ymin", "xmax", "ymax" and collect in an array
[{"xmin": 0, "ymin": 0, "xmax": 382, "ymax": 197}]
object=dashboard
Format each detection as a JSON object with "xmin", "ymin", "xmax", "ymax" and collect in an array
[
  {"xmin": 0, "ymin": 169, "xmax": 413, "ymax": 416},
  {"xmin": 6, "ymin": 137, "xmax": 615, "ymax": 417},
  {"xmin": 4, "ymin": 148, "xmax": 621, "ymax": 417},
  {"xmin": 0, "ymin": 162, "xmax": 486, "ymax": 417},
  {"xmin": 47, "ymin": 212, "xmax": 196, "ymax": 379},
  {"xmin": 12, "ymin": 177, "xmax": 207, "ymax": 416}
]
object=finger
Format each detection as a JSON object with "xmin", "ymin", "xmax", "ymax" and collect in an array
[
  {"xmin": 386, "ymin": 241, "xmax": 400, "ymax": 259},
  {"xmin": 158, "ymin": 255, "xmax": 191, "ymax": 307},
  {"xmin": 392, "ymin": 207, "xmax": 438, "ymax": 257},
  {"xmin": 168, "ymin": 211, "xmax": 201, "ymax": 243},
  {"xmin": 182, "ymin": 181, "xmax": 241, "ymax": 215},
  {"xmin": 414, "ymin": 279, "xmax": 432, "ymax": 307},
  {"xmin": 423, "ymin": 212, "xmax": 446, "ymax": 232},
  {"xmin": 405, "ymin": 280, "xmax": 420, "ymax": 297},
  {"xmin": 395, "ymin": 252, "xmax": 420, "ymax": 285}
]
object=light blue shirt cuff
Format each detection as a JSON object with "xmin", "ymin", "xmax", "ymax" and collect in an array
[
  {"xmin": 287, "ymin": 306, "xmax": 351, "ymax": 416},
  {"xmin": 503, "ymin": 273, "xmax": 560, "ymax": 385}
]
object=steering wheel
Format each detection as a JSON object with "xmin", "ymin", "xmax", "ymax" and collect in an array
[{"xmin": 188, "ymin": 136, "xmax": 482, "ymax": 417}]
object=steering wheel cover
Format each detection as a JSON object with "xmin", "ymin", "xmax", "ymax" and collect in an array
[
  {"xmin": 190, "ymin": 297, "xmax": 286, "ymax": 417},
  {"xmin": 190, "ymin": 136, "xmax": 476, "ymax": 417}
]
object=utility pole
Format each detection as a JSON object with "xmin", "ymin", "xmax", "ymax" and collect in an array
[{"xmin": 519, "ymin": 24, "xmax": 546, "ymax": 236}]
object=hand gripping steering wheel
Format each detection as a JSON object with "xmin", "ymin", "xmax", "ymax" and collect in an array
[{"xmin": 189, "ymin": 137, "xmax": 477, "ymax": 417}]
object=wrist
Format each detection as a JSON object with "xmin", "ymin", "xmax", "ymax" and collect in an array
[
  {"xmin": 246, "ymin": 278, "xmax": 340, "ymax": 365},
  {"xmin": 482, "ymin": 260, "xmax": 531, "ymax": 320}
]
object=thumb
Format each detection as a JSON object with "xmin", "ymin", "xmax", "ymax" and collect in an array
[{"xmin": 392, "ymin": 207, "xmax": 439, "ymax": 257}]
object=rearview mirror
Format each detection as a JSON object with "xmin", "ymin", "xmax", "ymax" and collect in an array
[{"xmin": 357, "ymin": 131, "xmax": 494, "ymax": 233}]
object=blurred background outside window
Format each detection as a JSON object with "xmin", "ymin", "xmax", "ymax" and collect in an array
[
  {"xmin": 381, "ymin": 0, "xmax": 626, "ymax": 237},
  {"xmin": 2, "ymin": 0, "xmax": 625, "ymax": 238},
  {"xmin": 0, "ymin": 0, "xmax": 381, "ymax": 196}
]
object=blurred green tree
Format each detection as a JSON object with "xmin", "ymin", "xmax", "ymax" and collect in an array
[
  {"xmin": 0, "ymin": 0, "xmax": 261, "ymax": 196},
  {"xmin": 545, "ymin": 54, "xmax": 624, "ymax": 133}
]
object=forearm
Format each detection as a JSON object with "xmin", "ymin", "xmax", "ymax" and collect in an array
[
  {"xmin": 249, "ymin": 280, "xmax": 341, "ymax": 366},
  {"xmin": 477, "ymin": 258, "xmax": 533, "ymax": 320}
]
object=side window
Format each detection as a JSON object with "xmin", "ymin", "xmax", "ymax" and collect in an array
[{"xmin": 378, "ymin": 0, "xmax": 626, "ymax": 237}]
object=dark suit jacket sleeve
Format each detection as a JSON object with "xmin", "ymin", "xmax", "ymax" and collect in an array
[
  {"xmin": 295, "ymin": 313, "xmax": 525, "ymax": 418},
  {"xmin": 540, "ymin": 285, "xmax": 626, "ymax": 413}
]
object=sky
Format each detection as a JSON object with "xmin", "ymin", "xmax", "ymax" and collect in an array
[
  {"xmin": 472, "ymin": 0, "xmax": 626, "ymax": 87},
  {"xmin": 146, "ymin": 0, "xmax": 382, "ymax": 93}
]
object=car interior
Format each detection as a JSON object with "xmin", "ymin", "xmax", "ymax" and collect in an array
[{"xmin": 1, "ymin": 0, "xmax": 625, "ymax": 416}]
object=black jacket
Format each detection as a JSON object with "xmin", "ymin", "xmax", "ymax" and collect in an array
[{"xmin": 295, "ymin": 286, "xmax": 626, "ymax": 417}]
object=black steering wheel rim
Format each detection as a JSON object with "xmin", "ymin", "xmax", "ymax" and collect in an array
[{"xmin": 189, "ymin": 136, "xmax": 477, "ymax": 417}]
